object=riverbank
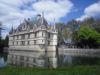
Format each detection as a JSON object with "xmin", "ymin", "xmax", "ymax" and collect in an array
[{"xmin": 0, "ymin": 65, "xmax": 100, "ymax": 75}]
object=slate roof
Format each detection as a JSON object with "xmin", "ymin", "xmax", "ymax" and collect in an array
[
  {"xmin": 9, "ymin": 15, "xmax": 48, "ymax": 34},
  {"xmin": 22, "ymin": 15, "xmax": 47, "ymax": 28}
]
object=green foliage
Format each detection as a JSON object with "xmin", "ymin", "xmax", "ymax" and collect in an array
[
  {"xmin": 79, "ymin": 17, "xmax": 100, "ymax": 33},
  {"xmin": 56, "ymin": 18, "xmax": 100, "ymax": 47},
  {"xmin": 74, "ymin": 26, "xmax": 100, "ymax": 48}
]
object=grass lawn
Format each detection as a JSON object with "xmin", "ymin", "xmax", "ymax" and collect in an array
[{"xmin": 0, "ymin": 65, "xmax": 100, "ymax": 75}]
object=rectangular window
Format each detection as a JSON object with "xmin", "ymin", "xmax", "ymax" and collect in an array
[
  {"xmin": 21, "ymin": 41, "xmax": 25, "ymax": 46},
  {"xmin": 12, "ymin": 37, "xmax": 14, "ymax": 40},
  {"xmin": 48, "ymin": 41, "xmax": 50, "ymax": 45},
  {"xmin": 28, "ymin": 34, "xmax": 30, "ymax": 39},
  {"xmin": 17, "ymin": 36, "xmax": 18, "ymax": 40},
  {"xmin": 35, "ymin": 33, "xmax": 37, "ymax": 38},
  {"xmin": 12, "ymin": 41, "xmax": 14, "ymax": 46},
  {"xmin": 13, "ymin": 36, "xmax": 15, "ymax": 40},
  {"xmin": 42, "ymin": 40, "xmax": 43, "ymax": 42},
  {"xmin": 16, "ymin": 41, "xmax": 18, "ymax": 45},
  {"xmin": 42, "ymin": 32, "xmax": 43, "ymax": 37},
  {"xmin": 15, "ymin": 36, "xmax": 17, "ymax": 40},
  {"xmin": 27, "ymin": 41, "xmax": 30, "ymax": 45},
  {"xmin": 21, "ymin": 34, "xmax": 25, "ymax": 39},
  {"xmin": 34, "ymin": 40, "xmax": 36, "ymax": 45},
  {"xmin": 18, "ymin": 35, "xmax": 20, "ymax": 39},
  {"xmin": 13, "ymin": 42, "xmax": 15, "ymax": 46}
]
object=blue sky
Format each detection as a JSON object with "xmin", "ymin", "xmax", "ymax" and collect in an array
[
  {"xmin": 0, "ymin": 0, "xmax": 100, "ymax": 38},
  {"xmin": 61, "ymin": 0, "xmax": 100, "ymax": 23}
]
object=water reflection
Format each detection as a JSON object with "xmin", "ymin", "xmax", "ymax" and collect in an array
[
  {"xmin": 63, "ymin": 55, "xmax": 72, "ymax": 65},
  {"xmin": 58, "ymin": 55, "xmax": 100, "ymax": 67},
  {"xmin": 0, "ymin": 57, "xmax": 7, "ymax": 67}
]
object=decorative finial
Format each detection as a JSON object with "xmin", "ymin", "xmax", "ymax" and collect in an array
[
  {"xmin": 11, "ymin": 23, "xmax": 14, "ymax": 33},
  {"xmin": 41, "ymin": 11, "xmax": 44, "ymax": 24},
  {"xmin": 42, "ymin": 11, "xmax": 44, "ymax": 18},
  {"xmin": 54, "ymin": 18, "xmax": 56, "ymax": 29},
  {"xmin": 53, "ymin": 18, "xmax": 56, "ymax": 32}
]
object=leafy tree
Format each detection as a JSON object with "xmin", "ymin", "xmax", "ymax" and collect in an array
[
  {"xmin": 4, "ymin": 35, "xmax": 9, "ymax": 47},
  {"xmin": 79, "ymin": 17, "xmax": 100, "ymax": 33},
  {"xmin": 74, "ymin": 26, "xmax": 100, "ymax": 48}
]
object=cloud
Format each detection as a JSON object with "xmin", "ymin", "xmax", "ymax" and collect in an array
[
  {"xmin": 76, "ymin": 1, "xmax": 100, "ymax": 21},
  {"xmin": 0, "ymin": 0, "xmax": 73, "ymax": 38},
  {"xmin": 32, "ymin": 0, "xmax": 73, "ymax": 22}
]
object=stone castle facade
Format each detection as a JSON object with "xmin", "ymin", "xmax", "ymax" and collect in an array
[{"xmin": 8, "ymin": 14, "xmax": 58, "ymax": 68}]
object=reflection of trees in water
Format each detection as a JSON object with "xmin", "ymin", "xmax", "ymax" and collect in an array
[
  {"xmin": 0, "ymin": 53, "xmax": 7, "ymax": 61},
  {"xmin": 58, "ymin": 55, "xmax": 73, "ymax": 67},
  {"xmin": 58, "ymin": 55, "xmax": 100, "ymax": 67},
  {"xmin": 73, "ymin": 56, "xmax": 100, "ymax": 65}
]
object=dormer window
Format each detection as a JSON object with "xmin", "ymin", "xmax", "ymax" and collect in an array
[{"xmin": 37, "ymin": 14, "xmax": 41, "ymax": 20}]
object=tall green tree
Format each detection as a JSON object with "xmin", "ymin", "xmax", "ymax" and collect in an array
[{"xmin": 74, "ymin": 26, "xmax": 100, "ymax": 48}]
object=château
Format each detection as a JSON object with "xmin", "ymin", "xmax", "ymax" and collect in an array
[{"xmin": 8, "ymin": 14, "xmax": 58, "ymax": 68}]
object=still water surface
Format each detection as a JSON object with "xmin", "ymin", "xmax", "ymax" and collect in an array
[{"xmin": 0, "ymin": 57, "xmax": 7, "ymax": 67}]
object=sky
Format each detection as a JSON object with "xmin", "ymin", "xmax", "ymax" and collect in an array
[{"xmin": 0, "ymin": 0, "xmax": 100, "ymax": 38}]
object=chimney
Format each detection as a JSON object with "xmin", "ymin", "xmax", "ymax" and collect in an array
[{"xmin": 37, "ymin": 14, "xmax": 41, "ymax": 20}]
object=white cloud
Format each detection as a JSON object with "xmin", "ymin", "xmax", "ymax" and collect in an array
[
  {"xmin": 76, "ymin": 1, "xmax": 100, "ymax": 21},
  {"xmin": 32, "ymin": 0, "xmax": 73, "ymax": 22},
  {"xmin": 0, "ymin": 0, "xmax": 73, "ymax": 38}
]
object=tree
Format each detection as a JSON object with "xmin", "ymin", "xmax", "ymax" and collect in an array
[
  {"xmin": 74, "ymin": 26, "xmax": 100, "ymax": 48},
  {"xmin": 79, "ymin": 17, "xmax": 100, "ymax": 33},
  {"xmin": 0, "ymin": 21, "xmax": 4, "ymax": 52},
  {"xmin": 56, "ymin": 22, "xmax": 65, "ymax": 45},
  {"xmin": 62, "ymin": 28, "xmax": 72, "ymax": 44},
  {"xmin": 0, "ymin": 21, "xmax": 2, "ymax": 40},
  {"xmin": 4, "ymin": 35, "xmax": 9, "ymax": 47}
]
